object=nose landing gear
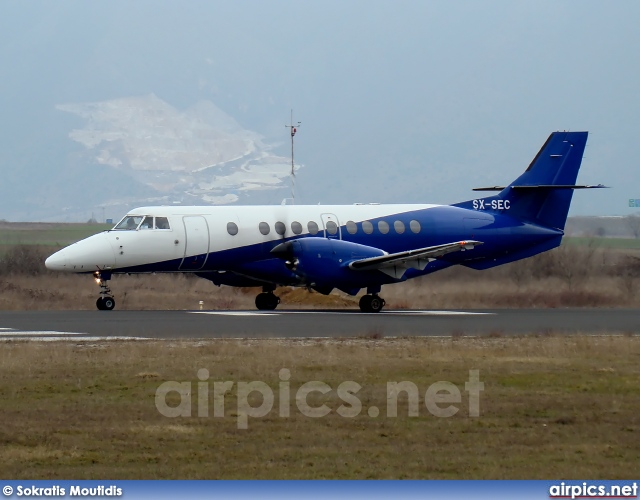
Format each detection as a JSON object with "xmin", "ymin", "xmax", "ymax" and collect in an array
[
  {"xmin": 94, "ymin": 271, "xmax": 116, "ymax": 311},
  {"xmin": 96, "ymin": 296, "xmax": 116, "ymax": 311}
]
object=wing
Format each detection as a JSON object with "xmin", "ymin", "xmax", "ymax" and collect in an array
[{"xmin": 348, "ymin": 240, "xmax": 483, "ymax": 279}]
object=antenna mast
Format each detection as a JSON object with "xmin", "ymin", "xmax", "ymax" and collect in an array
[{"xmin": 285, "ymin": 110, "xmax": 301, "ymax": 204}]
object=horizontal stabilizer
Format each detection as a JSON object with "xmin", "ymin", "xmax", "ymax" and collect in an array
[
  {"xmin": 472, "ymin": 186, "xmax": 507, "ymax": 191},
  {"xmin": 473, "ymin": 184, "xmax": 608, "ymax": 192},
  {"xmin": 349, "ymin": 240, "xmax": 483, "ymax": 279}
]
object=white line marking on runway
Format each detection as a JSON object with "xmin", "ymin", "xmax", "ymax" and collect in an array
[
  {"xmin": 378, "ymin": 310, "xmax": 494, "ymax": 316},
  {"xmin": 0, "ymin": 335, "xmax": 153, "ymax": 341},
  {"xmin": 0, "ymin": 331, "xmax": 85, "ymax": 336},
  {"xmin": 13, "ymin": 336, "xmax": 153, "ymax": 342},
  {"xmin": 190, "ymin": 312, "xmax": 277, "ymax": 316},
  {"xmin": 189, "ymin": 310, "xmax": 494, "ymax": 316},
  {"xmin": 0, "ymin": 326, "xmax": 152, "ymax": 341}
]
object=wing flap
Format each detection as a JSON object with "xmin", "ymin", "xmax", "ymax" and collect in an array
[{"xmin": 349, "ymin": 240, "xmax": 483, "ymax": 279}]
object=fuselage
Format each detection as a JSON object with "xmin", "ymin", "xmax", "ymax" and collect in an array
[{"xmin": 45, "ymin": 203, "xmax": 562, "ymax": 291}]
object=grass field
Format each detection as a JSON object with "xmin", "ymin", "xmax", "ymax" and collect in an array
[
  {"xmin": 1, "ymin": 223, "xmax": 639, "ymax": 479},
  {"xmin": 0, "ymin": 336, "xmax": 638, "ymax": 479},
  {"xmin": 0, "ymin": 223, "xmax": 111, "ymax": 247},
  {"xmin": 564, "ymin": 236, "xmax": 640, "ymax": 250}
]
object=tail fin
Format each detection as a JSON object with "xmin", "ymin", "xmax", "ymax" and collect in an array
[{"xmin": 455, "ymin": 131, "xmax": 594, "ymax": 230}]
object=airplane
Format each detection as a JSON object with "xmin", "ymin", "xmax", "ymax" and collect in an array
[{"xmin": 45, "ymin": 131, "xmax": 604, "ymax": 312}]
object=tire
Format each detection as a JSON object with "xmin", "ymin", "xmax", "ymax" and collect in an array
[
  {"xmin": 96, "ymin": 297, "xmax": 105, "ymax": 310},
  {"xmin": 369, "ymin": 296, "xmax": 384, "ymax": 313},
  {"xmin": 359, "ymin": 295, "xmax": 384, "ymax": 313},
  {"xmin": 359, "ymin": 295, "xmax": 373, "ymax": 312},
  {"xmin": 102, "ymin": 297, "xmax": 116, "ymax": 311},
  {"xmin": 256, "ymin": 293, "xmax": 279, "ymax": 311}
]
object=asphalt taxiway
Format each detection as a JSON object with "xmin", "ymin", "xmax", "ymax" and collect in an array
[{"xmin": 0, "ymin": 309, "xmax": 637, "ymax": 340}]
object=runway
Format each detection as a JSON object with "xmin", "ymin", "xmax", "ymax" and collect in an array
[{"xmin": 0, "ymin": 308, "xmax": 638, "ymax": 340}]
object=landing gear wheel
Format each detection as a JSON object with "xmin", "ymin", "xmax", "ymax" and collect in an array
[
  {"xmin": 359, "ymin": 294, "xmax": 385, "ymax": 313},
  {"xmin": 96, "ymin": 297, "xmax": 116, "ymax": 311},
  {"xmin": 369, "ymin": 295, "xmax": 385, "ymax": 313},
  {"xmin": 255, "ymin": 292, "xmax": 280, "ymax": 311},
  {"xmin": 94, "ymin": 271, "xmax": 115, "ymax": 311},
  {"xmin": 359, "ymin": 295, "xmax": 372, "ymax": 312}
]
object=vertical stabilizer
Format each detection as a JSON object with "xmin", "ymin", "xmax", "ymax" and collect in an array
[{"xmin": 455, "ymin": 131, "xmax": 589, "ymax": 230}]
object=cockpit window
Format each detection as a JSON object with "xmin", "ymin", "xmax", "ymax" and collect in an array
[
  {"xmin": 113, "ymin": 215, "xmax": 171, "ymax": 230},
  {"xmin": 155, "ymin": 217, "xmax": 170, "ymax": 230},
  {"xmin": 139, "ymin": 216, "xmax": 154, "ymax": 230},
  {"xmin": 114, "ymin": 215, "xmax": 144, "ymax": 230}
]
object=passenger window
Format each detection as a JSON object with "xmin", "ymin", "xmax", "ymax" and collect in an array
[
  {"xmin": 326, "ymin": 221, "xmax": 338, "ymax": 235},
  {"xmin": 362, "ymin": 221, "xmax": 373, "ymax": 234},
  {"xmin": 139, "ymin": 216, "xmax": 154, "ymax": 230},
  {"xmin": 227, "ymin": 222, "xmax": 238, "ymax": 236},
  {"xmin": 291, "ymin": 221, "xmax": 303, "ymax": 235},
  {"xmin": 346, "ymin": 220, "xmax": 357, "ymax": 234},
  {"xmin": 308, "ymin": 221, "xmax": 319, "ymax": 235},
  {"xmin": 275, "ymin": 221, "xmax": 286, "ymax": 235},
  {"xmin": 410, "ymin": 220, "xmax": 421, "ymax": 233},
  {"xmin": 155, "ymin": 217, "xmax": 170, "ymax": 230},
  {"xmin": 378, "ymin": 221, "xmax": 389, "ymax": 234},
  {"xmin": 114, "ymin": 215, "xmax": 144, "ymax": 230},
  {"xmin": 259, "ymin": 222, "xmax": 270, "ymax": 235},
  {"xmin": 394, "ymin": 220, "xmax": 405, "ymax": 234}
]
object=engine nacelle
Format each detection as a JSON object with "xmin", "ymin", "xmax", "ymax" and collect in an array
[{"xmin": 271, "ymin": 238, "xmax": 386, "ymax": 292}]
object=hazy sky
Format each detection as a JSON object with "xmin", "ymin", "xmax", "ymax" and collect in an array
[{"xmin": 1, "ymin": 1, "xmax": 638, "ymax": 220}]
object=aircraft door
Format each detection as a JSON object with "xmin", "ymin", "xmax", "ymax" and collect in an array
[
  {"xmin": 320, "ymin": 213, "xmax": 341, "ymax": 240},
  {"xmin": 180, "ymin": 216, "xmax": 210, "ymax": 270}
]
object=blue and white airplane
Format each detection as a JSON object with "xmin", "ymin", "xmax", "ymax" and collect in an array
[{"xmin": 45, "ymin": 131, "xmax": 603, "ymax": 312}]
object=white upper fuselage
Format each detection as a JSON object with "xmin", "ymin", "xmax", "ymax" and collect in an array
[{"xmin": 45, "ymin": 203, "xmax": 442, "ymax": 273}]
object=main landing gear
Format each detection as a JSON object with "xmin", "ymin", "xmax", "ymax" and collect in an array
[
  {"xmin": 359, "ymin": 294, "xmax": 386, "ymax": 313},
  {"xmin": 94, "ymin": 271, "xmax": 116, "ymax": 311},
  {"xmin": 255, "ymin": 286, "xmax": 280, "ymax": 311}
]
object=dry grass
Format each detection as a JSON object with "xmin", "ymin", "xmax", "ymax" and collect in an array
[
  {"xmin": 0, "ymin": 336, "xmax": 638, "ymax": 479},
  {"xmin": 383, "ymin": 275, "xmax": 632, "ymax": 309},
  {"xmin": 0, "ymin": 274, "xmax": 359, "ymax": 310},
  {"xmin": 0, "ymin": 244, "xmax": 639, "ymax": 310},
  {"xmin": 1, "ymin": 270, "xmax": 639, "ymax": 311}
]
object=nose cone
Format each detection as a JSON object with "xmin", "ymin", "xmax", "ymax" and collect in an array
[
  {"xmin": 45, "ymin": 249, "xmax": 69, "ymax": 271},
  {"xmin": 270, "ymin": 241, "xmax": 294, "ymax": 259},
  {"xmin": 45, "ymin": 232, "xmax": 116, "ymax": 272}
]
